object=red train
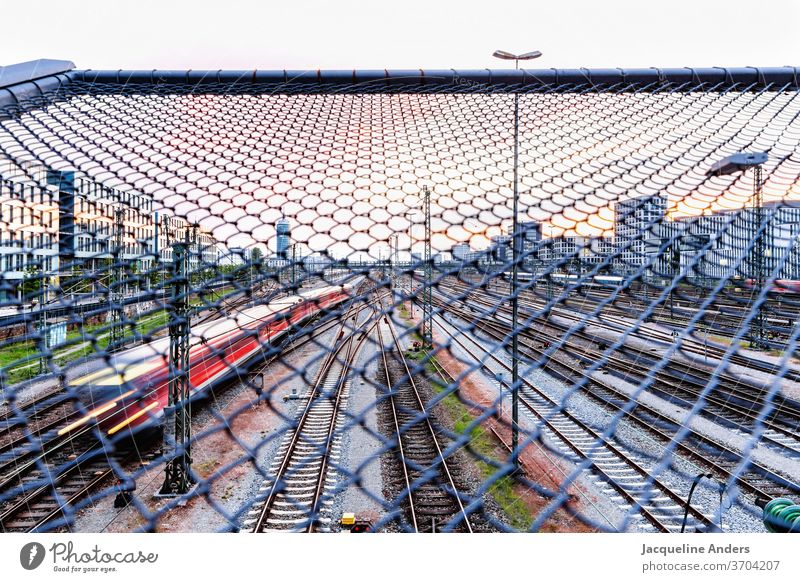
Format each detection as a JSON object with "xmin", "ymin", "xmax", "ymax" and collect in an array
[
  {"xmin": 66, "ymin": 281, "xmax": 360, "ymax": 438},
  {"xmin": 743, "ymin": 279, "xmax": 800, "ymax": 294}
]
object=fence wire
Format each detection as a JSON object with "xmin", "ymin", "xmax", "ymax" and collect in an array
[{"xmin": 0, "ymin": 73, "xmax": 799, "ymax": 533}]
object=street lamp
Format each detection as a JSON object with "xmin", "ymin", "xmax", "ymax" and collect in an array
[
  {"xmin": 492, "ymin": 50, "xmax": 543, "ymax": 68},
  {"xmin": 493, "ymin": 48, "xmax": 542, "ymax": 469},
  {"xmin": 706, "ymin": 151, "xmax": 768, "ymax": 348}
]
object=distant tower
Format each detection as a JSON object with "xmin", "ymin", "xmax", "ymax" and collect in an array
[{"xmin": 276, "ymin": 217, "xmax": 291, "ymax": 260}]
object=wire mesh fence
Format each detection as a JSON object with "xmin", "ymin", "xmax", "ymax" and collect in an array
[{"xmin": 0, "ymin": 67, "xmax": 799, "ymax": 532}]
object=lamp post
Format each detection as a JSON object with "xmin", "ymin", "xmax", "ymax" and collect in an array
[
  {"xmin": 706, "ymin": 151, "xmax": 768, "ymax": 349},
  {"xmin": 492, "ymin": 49, "xmax": 542, "ymax": 468}
]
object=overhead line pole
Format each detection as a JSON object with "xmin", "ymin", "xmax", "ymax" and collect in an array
[
  {"xmin": 706, "ymin": 151, "xmax": 768, "ymax": 350},
  {"xmin": 110, "ymin": 204, "xmax": 125, "ymax": 349},
  {"xmin": 159, "ymin": 226, "xmax": 193, "ymax": 496},
  {"xmin": 422, "ymin": 186, "xmax": 433, "ymax": 348},
  {"xmin": 752, "ymin": 165, "xmax": 767, "ymax": 349}
]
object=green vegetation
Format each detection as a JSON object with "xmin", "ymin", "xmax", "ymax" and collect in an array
[
  {"xmin": 427, "ymin": 358, "xmax": 533, "ymax": 530},
  {"xmin": 195, "ymin": 458, "xmax": 220, "ymax": 478},
  {"xmin": 0, "ymin": 284, "xmax": 238, "ymax": 387},
  {"xmin": 20, "ymin": 266, "xmax": 45, "ymax": 298},
  {"xmin": 0, "ymin": 307, "xmax": 172, "ymax": 385},
  {"xmin": 702, "ymin": 334, "xmax": 749, "ymax": 349}
]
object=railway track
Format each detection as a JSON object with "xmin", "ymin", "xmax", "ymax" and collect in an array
[
  {"xmin": 376, "ymin": 309, "xmax": 473, "ymax": 532},
  {"xmin": 431, "ymin": 295, "xmax": 800, "ymax": 506},
  {"xmin": 510, "ymin": 279, "xmax": 800, "ymax": 381},
  {"xmin": 424, "ymin": 272, "xmax": 800, "ymax": 343},
  {"xmin": 0, "ymin": 425, "xmax": 116, "ymax": 533},
  {"xmin": 437, "ymin": 312, "xmax": 716, "ymax": 532},
  {"xmin": 443, "ymin": 278, "xmax": 800, "ymax": 437},
  {"xmin": 425, "ymin": 355, "xmax": 575, "ymax": 500},
  {"xmin": 248, "ymin": 297, "xmax": 380, "ymax": 532},
  {"xmin": 429, "ymin": 311, "xmax": 719, "ymax": 532},
  {"xmin": 0, "ymin": 287, "xmax": 378, "ymax": 533},
  {"xmin": 0, "ymin": 390, "xmax": 80, "ymax": 456},
  {"xmin": 517, "ymin": 299, "xmax": 800, "ymax": 436},
  {"xmin": 500, "ymin": 298, "xmax": 800, "ymax": 450},
  {"xmin": 479, "ymin": 276, "xmax": 800, "ymax": 351}
]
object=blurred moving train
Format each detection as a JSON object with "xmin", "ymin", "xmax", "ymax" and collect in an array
[
  {"xmin": 743, "ymin": 279, "xmax": 800, "ymax": 294},
  {"xmin": 67, "ymin": 280, "xmax": 361, "ymax": 438},
  {"xmin": 412, "ymin": 269, "xmax": 624, "ymax": 288},
  {"xmin": 501, "ymin": 272, "xmax": 624, "ymax": 287}
]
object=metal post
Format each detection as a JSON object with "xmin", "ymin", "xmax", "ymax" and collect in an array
[
  {"xmin": 422, "ymin": 186, "xmax": 433, "ymax": 348},
  {"xmin": 390, "ymin": 234, "xmax": 396, "ymax": 289},
  {"xmin": 110, "ymin": 205, "xmax": 125, "ymax": 349},
  {"xmin": 668, "ymin": 243, "xmax": 679, "ymax": 321},
  {"xmin": 291, "ymin": 244, "xmax": 297, "ymax": 288},
  {"xmin": 408, "ymin": 213, "xmax": 415, "ymax": 315},
  {"xmin": 751, "ymin": 165, "xmax": 766, "ymax": 349},
  {"xmin": 191, "ymin": 224, "xmax": 198, "ymax": 279},
  {"xmin": 159, "ymin": 230, "xmax": 193, "ymax": 496},
  {"xmin": 250, "ymin": 249, "xmax": 256, "ymax": 307},
  {"xmin": 510, "ymin": 87, "xmax": 521, "ymax": 469},
  {"xmin": 38, "ymin": 277, "xmax": 48, "ymax": 375}
]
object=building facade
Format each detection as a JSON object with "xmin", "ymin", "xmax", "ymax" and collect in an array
[
  {"xmin": 613, "ymin": 194, "xmax": 668, "ymax": 275},
  {"xmin": 611, "ymin": 193, "xmax": 800, "ymax": 283},
  {"xmin": 0, "ymin": 157, "xmax": 225, "ymax": 299}
]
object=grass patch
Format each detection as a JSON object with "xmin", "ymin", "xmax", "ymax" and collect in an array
[
  {"xmin": 195, "ymin": 459, "xmax": 220, "ymax": 478},
  {"xmin": 0, "ymin": 307, "xmax": 170, "ymax": 386},
  {"xmin": 704, "ymin": 334, "xmax": 750, "ymax": 349},
  {"xmin": 428, "ymin": 359, "xmax": 533, "ymax": 530}
]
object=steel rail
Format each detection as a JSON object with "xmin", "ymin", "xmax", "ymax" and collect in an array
[
  {"xmin": 0, "ymin": 447, "xmax": 112, "ymax": 532},
  {"xmin": 0, "ymin": 292, "xmax": 376, "ymax": 533},
  {"xmin": 430, "ymin": 306, "xmax": 716, "ymax": 531},
  {"xmin": 251, "ymin": 297, "xmax": 380, "ymax": 532},
  {"xmin": 457, "ymin": 276, "xmax": 800, "ymax": 385},
  {"xmin": 512, "ymin": 296, "xmax": 800, "ymax": 433},
  {"xmin": 425, "ymin": 355, "xmax": 568, "ymax": 497},
  {"xmin": 380, "ymin": 314, "xmax": 473, "ymax": 533},
  {"xmin": 304, "ymin": 314, "xmax": 381, "ymax": 533},
  {"xmin": 437, "ymin": 298, "xmax": 799, "ymax": 502},
  {"xmin": 376, "ymin": 322, "xmax": 418, "ymax": 531},
  {"xmin": 446, "ymin": 279, "xmax": 800, "ymax": 430}
]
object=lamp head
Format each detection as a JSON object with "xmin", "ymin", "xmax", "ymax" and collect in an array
[
  {"xmin": 707, "ymin": 152, "xmax": 768, "ymax": 176},
  {"xmin": 492, "ymin": 50, "xmax": 542, "ymax": 61}
]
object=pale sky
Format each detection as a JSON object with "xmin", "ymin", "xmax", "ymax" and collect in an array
[{"xmin": 2, "ymin": 0, "xmax": 799, "ymax": 70}]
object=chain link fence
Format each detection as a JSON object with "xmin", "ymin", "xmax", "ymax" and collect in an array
[{"xmin": 0, "ymin": 65, "xmax": 799, "ymax": 532}]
